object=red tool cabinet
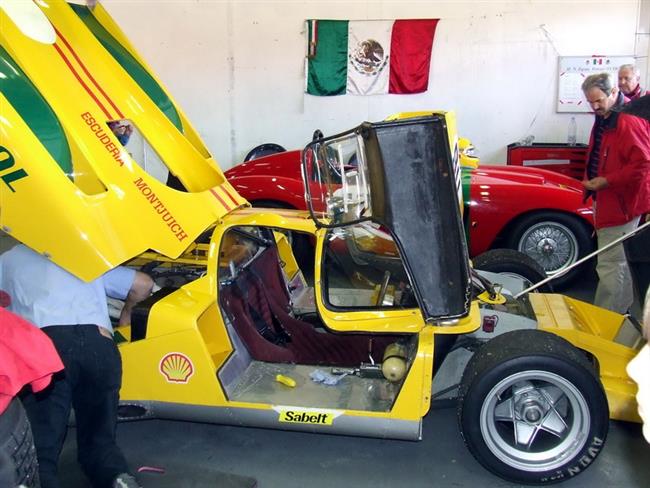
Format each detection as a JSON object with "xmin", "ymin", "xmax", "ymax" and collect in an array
[{"xmin": 507, "ymin": 143, "xmax": 588, "ymax": 180}]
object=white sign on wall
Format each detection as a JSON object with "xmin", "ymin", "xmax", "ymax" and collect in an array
[{"xmin": 557, "ymin": 55, "xmax": 635, "ymax": 113}]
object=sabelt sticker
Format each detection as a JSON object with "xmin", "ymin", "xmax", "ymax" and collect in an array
[
  {"xmin": 159, "ymin": 352, "xmax": 194, "ymax": 384},
  {"xmin": 273, "ymin": 406, "xmax": 343, "ymax": 426}
]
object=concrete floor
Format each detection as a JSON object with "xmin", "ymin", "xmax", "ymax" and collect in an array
[
  {"xmin": 58, "ymin": 403, "xmax": 649, "ymax": 488},
  {"xmin": 55, "ymin": 274, "xmax": 650, "ymax": 488}
]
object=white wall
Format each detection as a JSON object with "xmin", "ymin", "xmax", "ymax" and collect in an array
[
  {"xmin": 102, "ymin": 0, "xmax": 642, "ymax": 168},
  {"xmin": 638, "ymin": 0, "xmax": 650, "ymax": 83}
]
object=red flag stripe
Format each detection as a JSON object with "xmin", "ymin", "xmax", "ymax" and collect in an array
[
  {"xmin": 54, "ymin": 27, "xmax": 124, "ymax": 119},
  {"xmin": 388, "ymin": 19, "xmax": 439, "ymax": 94},
  {"xmin": 53, "ymin": 42, "xmax": 113, "ymax": 120},
  {"xmin": 311, "ymin": 20, "xmax": 318, "ymax": 44},
  {"xmin": 309, "ymin": 20, "xmax": 318, "ymax": 57}
]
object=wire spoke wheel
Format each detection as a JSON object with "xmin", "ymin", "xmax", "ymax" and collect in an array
[
  {"xmin": 507, "ymin": 212, "xmax": 594, "ymax": 288},
  {"xmin": 517, "ymin": 221, "xmax": 578, "ymax": 275}
]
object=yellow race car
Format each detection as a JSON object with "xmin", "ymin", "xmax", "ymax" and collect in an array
[{"xmin": 0, "ymin": 1, "xmax": 643, "ymax": 485}]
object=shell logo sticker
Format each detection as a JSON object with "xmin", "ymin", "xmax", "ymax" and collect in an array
[{"xmin": 159, "ymin": 352, "xmax": 194, "ymax": 384}]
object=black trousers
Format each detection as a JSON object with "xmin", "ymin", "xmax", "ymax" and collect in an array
[{"xmin": 22, "ymin": 325, "xmax": 129, "ymax": 488}]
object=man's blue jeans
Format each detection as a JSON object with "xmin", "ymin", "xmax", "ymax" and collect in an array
[{"xmin": 22, "ymin": 325, "xmax": 128, "ymax": 488}]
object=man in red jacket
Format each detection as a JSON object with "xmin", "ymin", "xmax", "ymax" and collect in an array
[{"xmin": 582, "ymin": 73, "xmax": 650, "ymax": 313}]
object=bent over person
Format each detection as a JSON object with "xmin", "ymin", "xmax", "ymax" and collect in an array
[
  {"xmin": 0, "ymin": 244, "xmax": 153, "ymax": 488},
  {"xmin": 581, "ymin": 73, "xmax": 650, "ymax": 314}
]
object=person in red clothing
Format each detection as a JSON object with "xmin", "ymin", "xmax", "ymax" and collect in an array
[
  {"xmin": 581, "ymin": 73, "xmax": 650, "ymax": 313},
  {"xmin": 618, "ymin": 64, "xmax": 649, "ymax": 102},
  {"xmin": 0, "ymin": 307, "xmax": 64, "ymax": 488}
]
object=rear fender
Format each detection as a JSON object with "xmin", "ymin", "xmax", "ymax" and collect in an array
[{"xmin": 530, "ymin": 293, "xmax": 642, "ymax": 422}]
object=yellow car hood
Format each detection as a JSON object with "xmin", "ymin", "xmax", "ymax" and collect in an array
[{"xmin": 0, "ymin": 0, "xmax": 246, "ymax": 281}]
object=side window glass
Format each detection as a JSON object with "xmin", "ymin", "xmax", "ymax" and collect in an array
[
  {"xmin": 217, "ymin": 227, "xmax": 266, "ymax": 282},
  {"xmin": 323, "ymin": 222, "xmax": 417, "ymax": 310}
]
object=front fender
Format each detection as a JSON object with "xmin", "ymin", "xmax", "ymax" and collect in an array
[
  {"xmin": 530, "ymin": 293, "xmax": 641, "ymax": 423},
  {"xmin": 467, "ymin": 176, "xmax": 593, "ymax": 256}
]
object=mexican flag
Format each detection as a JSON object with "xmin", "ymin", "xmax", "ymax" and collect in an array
[{"xmin": 306, "ymin": 19, "xmax": 439, "ymax": 96}]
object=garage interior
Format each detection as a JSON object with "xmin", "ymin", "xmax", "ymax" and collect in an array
[
  {"xmin": 97, "ymin": 0, "xmax": 649, "ymax": 167},
  {"xmin": 2, "ymin": 0, "xmax": 650, "ymax": 487}
]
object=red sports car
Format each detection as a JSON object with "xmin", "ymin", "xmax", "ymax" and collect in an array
[{"xmin": 225, "ymin": 148, "xmax": 594, "ymax": 287}]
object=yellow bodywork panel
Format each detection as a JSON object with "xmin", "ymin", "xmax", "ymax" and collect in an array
[
  {"xmin": 273, "ymin": 230, "xmax": 301, "ymax": 282},
  {"xmin": 430, "ymin": 301, "xmax": 481, "ymax": 335},
  {"xmin": 0, "ymin": 0, "xmax": 246, "ymax": 281},
  {"xmin": 312, "ymin": 225, "xmax": 428, "ymax": 334},
  {"xmin": 88, "ymin": 2, "xmax": 212, "ymax": 162},
  {"xmin": 530, "ymin": 293, "xmax": 642, "ymax": 422},
  {"xmin": 388, "ymin": 325, "xmax": 435, "ymax": 420},
  {"xmin": 118, "ymin": 271, "xmax": 436, "ymax": 421},
  {"xmin": 118, "ymin": 279, "xmax": 226, "ymax": 405},
  {"xmin": 117, "ymin": 208, "xmax": 436, "ymax": 420}
]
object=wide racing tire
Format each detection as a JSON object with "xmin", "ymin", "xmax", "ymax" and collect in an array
[
  {"xmin": 473, "ymin": 248, "xmax": 552, "ymax": 292},
  {"xmin": 458, "ymin": 330, "xmax": 608, "ymax": 485},
  {"xmin": 0, "ymin": 397, "xmax": 40, "ymax": 487}
]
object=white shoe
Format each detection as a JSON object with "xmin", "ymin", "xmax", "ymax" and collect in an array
[{"xmin": 112, "ymin": 473, "xmax": 142, "ymax": 488}]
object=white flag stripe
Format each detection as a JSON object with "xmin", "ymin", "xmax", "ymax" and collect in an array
[
  {"xmin": 346, "ymin": 20, "xmax": 393, "ymax": 96},
  {"xmin": 452, "ymin": 137, "xmax": 463, "ymax": 206}
]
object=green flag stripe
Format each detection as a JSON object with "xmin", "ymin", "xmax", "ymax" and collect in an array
[
  {"xmin": 307, "ymin": 20, "xmax": 348, "ymax": 96},
  {"xmin": 0, "ymin": 45, "xmax": 72, "ymax": 176},
  {"xmin": 71, "ymin": 4, "xmax": 182, "ymax": 131},
  {"xmin": 461, "ymin": 167, "xmax": 472, "ymax": 243}
]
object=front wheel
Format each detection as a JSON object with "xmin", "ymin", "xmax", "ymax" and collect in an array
[{"xmin": 458, "ymin": 330, "xmax": 608, "ymax": 484}]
